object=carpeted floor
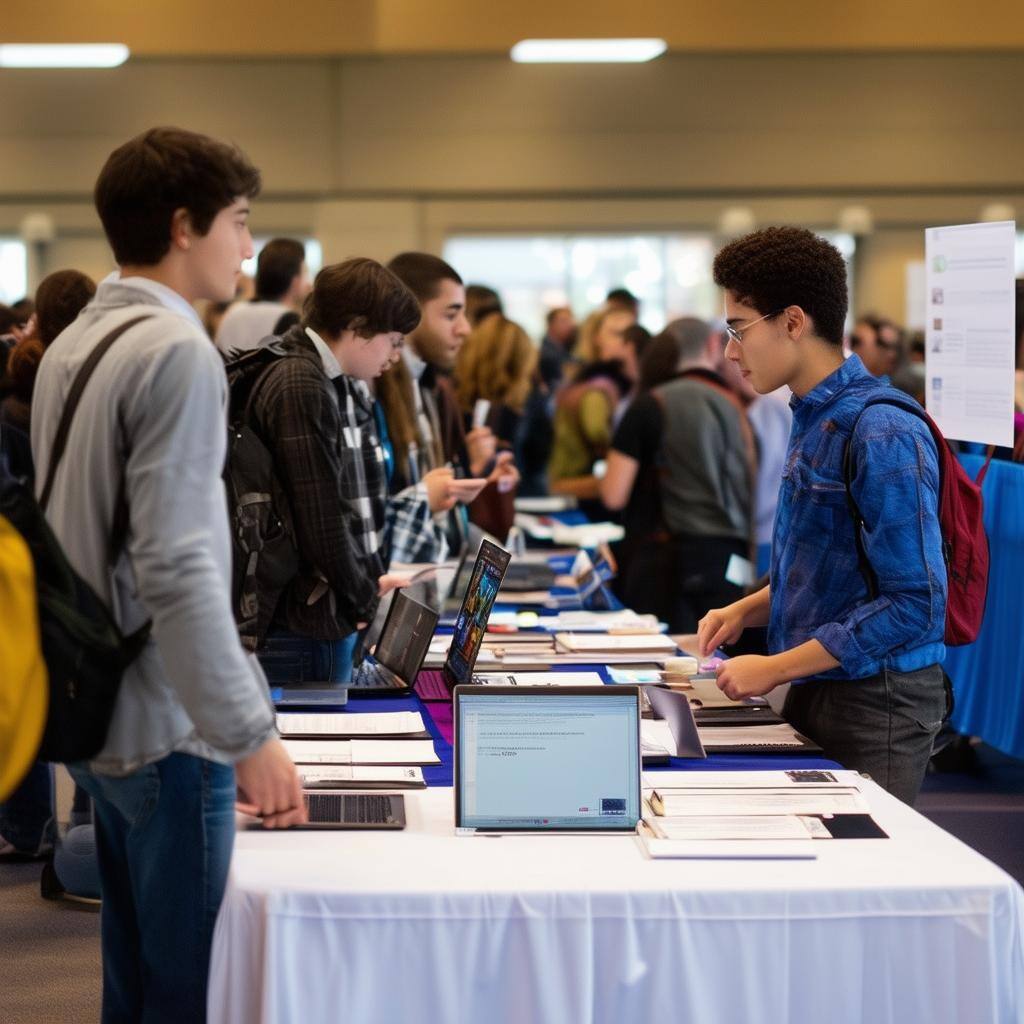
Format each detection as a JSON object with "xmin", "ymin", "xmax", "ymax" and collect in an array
[
  {"xmin": 2, "ymin": 741, "xmax": 1021, "ymax": 1023},
  {"xmin": 0, "ymin": 860, "xmax": 101, "ymax": 1024}
]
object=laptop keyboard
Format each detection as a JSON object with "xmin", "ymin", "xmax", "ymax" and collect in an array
[
  {"xmin": 350, "ymin": 661, "xmax": 403, "ymax": 689},
  {"xmin": 304, "ymin": 793, "xmax": 396, "ymax": 824}
]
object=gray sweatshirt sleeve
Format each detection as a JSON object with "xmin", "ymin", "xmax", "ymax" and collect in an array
[{"xmin": 121, "ymin": 335, "xmax": 276, "ymax": 759}]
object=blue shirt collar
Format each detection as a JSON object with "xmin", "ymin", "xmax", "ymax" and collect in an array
[{"xmin": 789, "ymin": 353, "xmax": 872, "ymax": 413}]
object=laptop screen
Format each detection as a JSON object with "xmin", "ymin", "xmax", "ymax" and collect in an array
[
  {"xmin": 455, "ymin": 688, "xmax": 641, "ymax": 831},
  {"xmin": 445, "ymin": 540, "xmax": 511, "ymax": 687},
  {"xmin": 374, "ymin": 591, "xmax": 438, "ymax": 683}
]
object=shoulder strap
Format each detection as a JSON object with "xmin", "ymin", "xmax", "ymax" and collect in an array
[{"xmin": 38, "ymin": 314, "xmax": 153, "ymax": 513}]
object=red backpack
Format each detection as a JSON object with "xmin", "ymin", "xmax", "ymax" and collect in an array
[{"xmin": 843, "ymin": 395, "xmax": 991, "ymax": 646}]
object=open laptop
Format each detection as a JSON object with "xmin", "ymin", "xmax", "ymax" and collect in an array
[
  {"xmin": 454, "ymin": 685, "xmax": 642, "ymax": 833},
  {"xmin": 347, "ymin": 590, "xmax": 439, "ymax": 696},
  {"xmin": 415, "ymin": 539, "xmax": 511, "ymax": 700}
]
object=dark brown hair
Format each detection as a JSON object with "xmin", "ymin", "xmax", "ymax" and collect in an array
[
  {"xmin": 94, "ymin": 126, "xmax": 261, "ymax": 266},
  {"xmin": 255, "ymin": 238, "xmax": 306, "ymax": 300},
  {"xmin": 35, "ymin": 269, "xmax": 96, "ymax": 346},
  {"xmin": 303, "ymin": 258, "xmax": 420, "ymax": 339},
  {"xmin": 712, "ymin": 226, "xmax": 848, "ymax": 346},
  {"xmin": 387, "ymin": 252, "xmax": 462, "ymax": 304}
]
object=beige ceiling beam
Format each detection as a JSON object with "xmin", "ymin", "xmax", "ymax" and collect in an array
[{"xmin": 3, "ymin": 0, "xmax": 1024, "ymax": 55}]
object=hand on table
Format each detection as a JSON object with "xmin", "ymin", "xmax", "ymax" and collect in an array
[
  {"xmin": 378, "ymin": 573, "xmax": 412, "ymax": 596},
  {"xmin": 715, "ymin": 655, "xmax": 784, "ymax": 700},
  {"xmin": 235, "ymin": 737, "xmax": 307, "ymax": 829}
]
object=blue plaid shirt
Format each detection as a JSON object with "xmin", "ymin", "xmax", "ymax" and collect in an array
[{"xmin": 769, "ymin": 355, "xmax": 946, "ymax": 681}]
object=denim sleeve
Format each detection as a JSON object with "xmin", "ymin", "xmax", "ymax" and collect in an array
[{"xmin": 813, "ymin": 410, "xmax": 946, "ymax": 677}]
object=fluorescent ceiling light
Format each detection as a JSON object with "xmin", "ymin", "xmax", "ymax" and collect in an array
[
  {"xmin": 511, "ymin": 39, "xmax": 667, "ymax": 64},
  {"xmin": 0, "ymin": 44, "xmax": 129, "ymax": 68}
]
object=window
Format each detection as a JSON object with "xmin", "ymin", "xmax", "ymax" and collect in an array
[
  {"xmin": 444, "ymin": 231, "xmax": 855, "ymax": 339},
  {"xmin": 0, "ymin": 239, "xmax": 28, "ymax": 306}
]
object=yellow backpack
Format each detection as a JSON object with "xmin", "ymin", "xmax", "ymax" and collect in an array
[{"xmin": 0, "ymin": 514, "xmax": 47, "ymax": 801}]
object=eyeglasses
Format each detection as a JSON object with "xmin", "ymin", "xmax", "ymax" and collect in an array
[{"xmin": 723, "ymin": 309, "xmax": 785, "ymax": 346}]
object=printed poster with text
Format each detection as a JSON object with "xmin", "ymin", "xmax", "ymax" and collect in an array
[{"xmin": 925, "ymin": 220, "xmax": 1015, "ymax": 448}]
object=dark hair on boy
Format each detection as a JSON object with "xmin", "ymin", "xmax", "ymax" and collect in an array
[
  {"xmin": 255, "ymin": 238, "xmax": 305, "ymax": 301},
  {"xmin": 387, "ymin": 252, "xmax": 462, "ymax": 305},
  {"xmin": 606, "ymin": 286, "xmax": 639, "ymax": 313},
  {"xmin": 94, "ymin": 126, "xmax": 261, "ymax": 267},
  {"xmin": 303, "ymin": 258, "xmax": 421, "ymax": 339},
  {"xmin": 712, "ymin": 226, "xmax": 848, "ymax": 346},
  {"xmin": 623, "ymin": 322, "xmax": 653, "ymax": 362},
  {"xmin": 35, "ymin": 269, "xmax": 96, "ymax": 346},
  {"xmin": 639, "ymin": 317, "xmax": 711, "ymax": 391}
]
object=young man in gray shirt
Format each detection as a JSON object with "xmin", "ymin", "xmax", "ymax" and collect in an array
[{"xmin": 31, "ymin": 126, "xmax": 306, "ymax": 1022}]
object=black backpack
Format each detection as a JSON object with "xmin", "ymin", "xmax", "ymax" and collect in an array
[
  {"xmin": 0, "ymin": 315, "xmax": 152, "ymax": 764},
  {"xmin": 223, "ymin": 343, "xmax": 300, "ymax": 651}
]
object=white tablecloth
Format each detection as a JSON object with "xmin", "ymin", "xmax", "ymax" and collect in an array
[{"xmin": 208, "ymin": 773, "xmax": 1024, "ymax": 1024}]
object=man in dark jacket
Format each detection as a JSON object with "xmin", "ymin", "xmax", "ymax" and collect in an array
[{"xmin": 251, "ymin": 259, "xmax": 420, "ymax": 684}]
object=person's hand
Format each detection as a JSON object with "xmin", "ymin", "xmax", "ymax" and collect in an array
[
  {"xmin": 696, "ymin": 603, "xmax": 746, "ymax": 658},
  {"xmin": 488, "ymin": 450, "xmax": 520, "ymax": 493},
  {"xmin": 466, "ymin": 427, "xmax": 497, "ymax": 476},
  {"xmin": 377, "ymin": 573, "xmax": 412, "ymax": 596},
  {"xmin": 235, "ymin": 737, "xmax": 308, "ymax": 829},
  {"xmin": 422, "ymin": 467, "xmax": 457, "ymax": 513},
  {"xmin": 715, "ymin": 655, "xmax": 784, "ymax": 700}
]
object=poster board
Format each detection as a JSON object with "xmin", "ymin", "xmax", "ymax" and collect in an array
[{"xmin": 924, "ymin": 220, "xmax": 1015, "ymax": 448}]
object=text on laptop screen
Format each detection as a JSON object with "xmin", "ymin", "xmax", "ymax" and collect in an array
[
  {"xmin": 446, "ymin": 543, "xmax": 508, "ymax": 686},
  {"xmin": 457, "ymin": 692, "xmax": 641, "ymax": 830}
]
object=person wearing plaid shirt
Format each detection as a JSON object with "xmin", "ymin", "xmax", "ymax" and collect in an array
[{"xmin": 252, "ymin": 259, "xmax": 422, "ymax": 685}]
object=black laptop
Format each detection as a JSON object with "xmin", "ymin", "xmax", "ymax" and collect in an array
[
  {"xmin": 415, "ymin": 539, "xmax": 511, "ymax": 700},
  {"xmin": 347, "ymin": 590, "xmax": 439, "ymax": 697}
]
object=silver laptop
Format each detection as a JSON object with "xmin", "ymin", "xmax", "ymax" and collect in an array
[{"xmin": 454, "ymin": 685, "xmax": 642, "ymax": 833}]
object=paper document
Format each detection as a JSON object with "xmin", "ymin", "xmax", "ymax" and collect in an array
[
  {"xmin": 299, "ymin": 765, "xmax": 425, "ymax": 787},
  {"xmin": 649, "ymin": 788, "xmax": 868, "ymax": 816},
  {"xmin": 645, "ymin": 815, "xmax": 830, "ymax": 841},
  {"xmin": 637, "ymin": 834, "xmax": 818, "ymax": 861},
  {"xmin": 472, "ymin": 672, "xmax": 605, "ymax": 687},
  {"xmin": 641, "ymin": 719, "xmax": 678, "ymax": 756},
  {"xmin": 283, "ymin": 738, "xmax": 440, "ymax": 766},
  {"xmin": 277, "ymin": 711, "xmax": 426, "ymax": 737}
]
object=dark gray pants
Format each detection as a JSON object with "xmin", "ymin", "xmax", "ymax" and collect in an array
[{"xmin": 783, "ymin": 664, "xmax": 949, "ymax": 805}]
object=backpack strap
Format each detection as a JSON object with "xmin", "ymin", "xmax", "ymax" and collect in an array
[
  {"xmin": 38, "ymin": 314, "xmax": 153, "ymax": 513},
  {"xmin": 841, "ymin": 393, "xmax": 971, "ymax": 600}
]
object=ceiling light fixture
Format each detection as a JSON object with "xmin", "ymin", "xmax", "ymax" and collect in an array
[
  {"xmin": 511, "ymin": 39, "xmax": 667, "ymax": 64},
  {"xmin": 0, "ymin": 44, "xmax": 129, "ymax": 69}
]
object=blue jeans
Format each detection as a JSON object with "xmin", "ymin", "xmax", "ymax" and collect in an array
[
  {"xmin": 0, "ymin": 760, "xmax": 54, "ymax": 853},
  {"xmin": 258, "ymin": 628, "xmax": 357, "ymax": 685},
  {"xmin": 68, "ymin": 753, "xmax": 236, "ymax": 1024}
]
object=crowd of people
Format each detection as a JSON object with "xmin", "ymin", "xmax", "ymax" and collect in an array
[{"xmin": 0, "ymin": 124, "xmax": 1021, "ymax": 1022}]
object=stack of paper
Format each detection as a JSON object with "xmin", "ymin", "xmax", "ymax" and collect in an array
[
  {"xmin": 299, "ymin": 765, "xmax": 426, "ymax": 789},
  {"xmin": 277, "ymin": 711, "xmax": 429, "ymax": 739},
  {"xmin": 555, "ymin": 633, "xmax": 678, "ymax": 655},
  {"xmin": 282, "ymin": 738, "xmax": 441, "ymax": 766}
]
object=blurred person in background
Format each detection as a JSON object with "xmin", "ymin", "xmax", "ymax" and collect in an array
[
  {"xmin": 600, "ymin": 317, "xmax": 754, "ymax": 630},
  {"xmin": 464, "ymin": 283, "xmax": 503, "ymax": 327},
  {"xmin": 1, "ymin": 269, "xmax": 96, "ymax": 465},
  {"xmin": 549, "ymin": 320, "xmax": 650, "ymax": 517},
  {"xmin": 573, "ymin": 302, "xmax": 636, "ymax": 363},
  {"xmin": 215, "ymin": 236, "xmax": 310, "ymax": 355},
  {"xmin": 606, "ymin": 286, "xmax": 640, "ymax": 319},
  {"xmin": 538, "ymin": 305, "xmax": 577, "ymax": 391},
  {"xmin": 849, "ymin": 314, "xmax": 902, "ymax": 378},
  {"xmin": 455, "ymin": 310, "xmax": 539, "ymax": 478}
]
